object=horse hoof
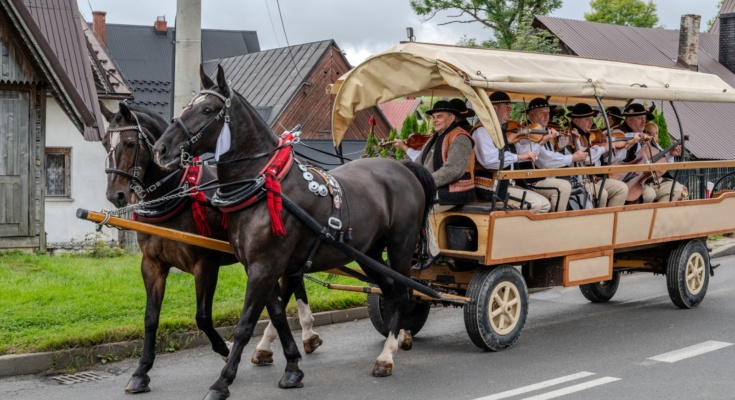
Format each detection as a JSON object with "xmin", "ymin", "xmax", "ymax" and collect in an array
[
  {"xmin": 399, "ymin": 331, "xmax": 413, "ymax": 351},
  {"xmin": 251, "ymin": 349, "xmax": 274, "ymax": 365},
  {"xmin": 203, "ymin": 389, "xmax": 229, "ymax": 400},
  {"xmin": 124, "ymin": 375, "xmax": 151, "ymax": 394},
  {"xmin": 278, "ymin": 369, "xmax": 305, "ymax": 389},
  {"xmin": 372, "ymin": 360, "xmax": 393, "ymax": 377},
  {"xmin": 303, "ymin": 334, "xmax": 323, "ymax": 354}
]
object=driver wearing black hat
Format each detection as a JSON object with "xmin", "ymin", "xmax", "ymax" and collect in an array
[{"xmin": 415, "ymin": 99, "xmax": 476, "ymax": 269}]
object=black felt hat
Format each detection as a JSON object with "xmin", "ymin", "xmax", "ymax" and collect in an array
[
  {"xmin": 490, "ymin": 91, "xmax": 511, "ymax": 104},
  {"xmin": 449, "ymin": 98, "xmax": 476, "ymax": 118},
  {"xmin": 426, "ymin": 100, "xmax": 461, "ymax": 116},
  {"xmin": 527, "ymin": 97, "xmax": 557, "ymax": 111},
  {"xmin": 607, "ymin": 106, "xmax": 623, "ymax": 119},
  {"xmin": 567, "ymin": 103, "xmax": 600, "ymax": 118},
  {"xmin": 621, "ymin": 103, "xmax": 648, "ymax": 117}
]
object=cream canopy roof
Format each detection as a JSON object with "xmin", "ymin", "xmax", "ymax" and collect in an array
[{"xmin": 329, "ymin": 42, "xmax": 735, "ymax": 147}]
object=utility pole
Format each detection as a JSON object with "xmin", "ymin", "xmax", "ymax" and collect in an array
[{"xmin": 173, "ymin": 0, "xmax": 202, "ymax": 114}]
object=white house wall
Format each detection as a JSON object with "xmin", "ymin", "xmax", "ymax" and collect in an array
[{"xmin": 44, "ymin": 98, "xmax": 117, "ymax": 247}]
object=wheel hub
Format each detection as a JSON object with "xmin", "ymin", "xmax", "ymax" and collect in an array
[
  {"xmin": 488, "ymin": 282, "xmax": 520, "ymax": 335},
  {"xmin": 685, "ymin": 253, "xmax": 706, "ymax": 295}
]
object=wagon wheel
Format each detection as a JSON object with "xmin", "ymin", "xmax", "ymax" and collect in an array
[
  {"xmin": 367, "ymin": 285, "xmax": 431, "ymax": 338},
  {"xmin": 579, "ymin": 271, "xmax": 620, "ymax": 303},
  {"xmin": 666, "ymin": 239, "xmax": 710, "ymax": 309},
  {"xmin": 464, "ymin": 266, "xmax": 528, "ymax": 351}
]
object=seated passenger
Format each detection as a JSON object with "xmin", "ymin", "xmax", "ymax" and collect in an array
[
  {"xmin": 415, "ymin": 99, "xmax": 476, "ymax": 269},
  {"xmin": 472, "ymin": 91, "xmax": 551, "ymax": 213},
  {"xmin": 566, "ymin": 103, "xmax": 628, "ymax": 207},
  {"xmin": 642, "ymin": 121, "xmax": 684, "ymax": 202},
  {"xmin": 393, "ymin": 98, "xmax": 474, "ymax": 162},
  {"xmin": 513, "ymin": 98, "xmax": 587, "ymax": 211}
]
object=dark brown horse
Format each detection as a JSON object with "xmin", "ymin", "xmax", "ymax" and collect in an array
[
  {"xmin": 152, "ymin": 66, "xmax": 435, "ymax": 400},
  {"xmin": 100, "ymin": 101, "xmax": 322, "ymax": 394}
]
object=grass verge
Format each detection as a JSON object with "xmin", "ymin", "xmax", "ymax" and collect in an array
[{"xmin": 0, "ymin": 251, "xmax": 367, "ymax": 355}]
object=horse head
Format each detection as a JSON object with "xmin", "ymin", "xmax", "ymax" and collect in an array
[
  {"xmin": 153, "ymin": 65, "xmax": 277, "ymax": 175},
  {"xmin": 101, "ymin": 100, "xmax": 168, "ymax": 207}
]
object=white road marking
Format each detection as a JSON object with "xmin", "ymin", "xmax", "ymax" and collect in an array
[
  {"xmin": 521, "ymin": 377, "xmax": 621, "ymax": 400},
  {"xmin": 473, "ymin": 371, "xmax": 596, "ymax": 400},
  {"xmin": 648, "ymin": 340, "xmax": 733, "ymax": 363}
]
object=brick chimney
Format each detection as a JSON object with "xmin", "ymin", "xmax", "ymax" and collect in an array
[
  {"xmin": 677, "ymin": 14, "xmax": 700, "ymax": 71},
  {"xmin": 720, "ymin": 13, "xmax": 735, "ymax": 74},
  {"xmin": 154, "ymin": 16, "xmax": 167, "ymax": 33},
  {"xmin": 92, "ymin": 11, "xmax": 106, "ymax": 46}
]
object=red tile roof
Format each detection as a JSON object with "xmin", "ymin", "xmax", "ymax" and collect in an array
[
  {"xmin": 378, "ymin": 98, "xmax": 423, "ymax": 130},
  {"xmin": 535, "ymin": 15, "xmax": 735, "ymax": 160}
]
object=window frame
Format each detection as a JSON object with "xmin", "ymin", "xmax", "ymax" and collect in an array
[{"xmin": 45, "ymin": 147, "xmax": 72, "ymax": 198}]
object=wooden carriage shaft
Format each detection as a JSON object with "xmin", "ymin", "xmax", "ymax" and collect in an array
[
  {"xmin": 76, "ymin": 209, "xmax": 465, "ymax": 301},
  {"xmin": 496, "ymin": 160, "xmax": 735, "ymax": 180}
]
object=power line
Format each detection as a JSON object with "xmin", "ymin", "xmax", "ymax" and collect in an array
[
  {"xmin": 263, "ymin": 0, "xmax": 282, "ymax": 48},
  {"xmin": 275, "ymin": 0, "xmax": 305, "ymax": 82}
]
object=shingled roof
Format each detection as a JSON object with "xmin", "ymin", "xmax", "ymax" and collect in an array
[
  {"xmin": 203, "ymin": 40, "xmax": 334, "ymax": 126},
  {"xmin": 103, "ymin": 22, "xmax": 260, "ymax": 119},
  {"xmin": 534, "ymin": 15, "xmax": 735, "ymax": 160},
  {"xmin": 1, "ymin": 0, "xmax": 107, "ymax": 140}
]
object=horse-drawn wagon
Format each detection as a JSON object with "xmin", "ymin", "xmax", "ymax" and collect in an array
[{"xmin": 79, "ymin": 42, "xmax": 735, "ymax": 398}]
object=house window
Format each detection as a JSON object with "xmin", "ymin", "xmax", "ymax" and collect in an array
[{"xmin": 45, "ymin": 148, "xmax": 71, "ymax": 197}]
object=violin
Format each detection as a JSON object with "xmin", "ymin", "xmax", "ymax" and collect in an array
[
  {"xmin": 378, "ymin": 132, "xmax": 432, "ymax": 151},
  {"xmin": 505, "ymin": 121, "xmax": 546, "ymax": 144}
]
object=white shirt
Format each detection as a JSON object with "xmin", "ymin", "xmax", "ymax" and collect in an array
[
  {"xmin": 472, "ymin": 126, "xmax": 517, "ymax": 169},
  {"xmin": 515, "ymin": 140, "xmax": 573, "ymax": 169},
  {"xmin": 405, "ymin": 148, "xmax": 421, "ymax": 162}
]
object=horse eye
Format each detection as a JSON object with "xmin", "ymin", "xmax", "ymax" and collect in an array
[
  {"xmin": 125, "ymin": 141, "xmax": 135, "ymax": 149},
  {"xmin": 203, "ymin": 107, "xmax": 213, "ymax": 115}
]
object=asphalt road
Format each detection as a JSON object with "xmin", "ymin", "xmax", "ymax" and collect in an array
[{"xmin": 3, "ymin": 255, "xmax": 735, "ymax": 400}]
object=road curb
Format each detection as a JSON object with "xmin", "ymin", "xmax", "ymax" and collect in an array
[
  {"xmin": 0, "ymin": 306, "xmax": 370, "ymax": 378},
  {"xmin": 711, "ymin": 243, "xmax": 735, "ymax": 259}
]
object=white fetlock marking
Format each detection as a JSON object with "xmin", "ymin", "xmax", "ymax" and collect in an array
[
  {"xmin": 376, "ymin": 330, "xmax": 403, "ymax": 364},
  {"xmin": 297, "ymin": 299, "xmax": 318, "ymax": 341},
  {"xmin": 255, "ymin": 322, "xmax": 278, "ymax": 351}
]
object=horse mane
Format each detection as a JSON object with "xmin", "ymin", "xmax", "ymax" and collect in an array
[
  {"xmin": 232, "ymin": 89, "xmax": 279, "ymax": 140},
  {"xmin": 123, "ymin": 103, "xmax": 169, "ymax": 140}
]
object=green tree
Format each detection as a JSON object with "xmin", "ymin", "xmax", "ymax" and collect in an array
[
  {"xmin": 707, "ymin": 0, "xmax": 725, "ymax": 32},
  {"xmin": 584, "ymin": 0, "xmax": 659, "ymax": 28},
  {"xmin": 653, "ymin": 108, "xmax": 671, "ymax": 149},
  {"xmin": 363, "ymin": 122, "xmax": 380, "ymax": 158},
  {"xmin": 380, "ymin": 128, "xmax": 398, "ymax": 158},
  {"xmin": 397, "ymin": 114, "xmax": 419, "ymax": 160},
  {"xmin": 410, "ymin": 0, "xmax": 562, "ymax": 50}
]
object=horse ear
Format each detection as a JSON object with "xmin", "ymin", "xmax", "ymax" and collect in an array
[
  {"xmin": 119, "ymin": 101, "xmax": 132, "ymax": 121},
  {"xmin": 200, "ymin": 64, "xmax": 215, "ymax": 89},
  {"xmin": 99, "ymin": 100, "xmax": 113, "ymax": 121},
  {"xmin": 216, "ymin": 65, "xmax": 230, "ymax": 98}
]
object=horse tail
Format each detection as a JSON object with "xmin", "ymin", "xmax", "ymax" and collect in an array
[{"xmin": 399, "ymin": 160, "xmax": 436, "ymax": 228}]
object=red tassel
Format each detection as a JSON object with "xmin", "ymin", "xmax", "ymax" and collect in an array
[
  {"xmin": 190, "ymin": 193, "xmax": 211, "ymax": 237},
  {"xmin": 221, "ymin": 212, "xmax": 228, "ymax": 230},
  {"xmin": 265, "ymin": 171, "xmax": 286, "ymax": 237}
]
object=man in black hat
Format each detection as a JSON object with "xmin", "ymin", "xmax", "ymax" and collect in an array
[
  {"xmin": 513, "ymin": 98, "xmax": 586, "ymax": 211},
  {"xmin": 415, "ymin": 99, "xmax": 476, "ymax": 269},
  {"xmin": 606, "ymin": 106, "xmax": 624, "ymax": 129},
  {"xmin": 613, "ymin": 103, "xmax": 650, "ymax": 163},
  {"xmin": 393, "ymin": 98, "xmax": 474, "ymax": 162},
  {"xmin": 567, "ymin": 103, "xmax": 628, "ymax": 207},
  {"xmin": 472, "ymin": 91, "xmax": 551, "ymax": 213}
]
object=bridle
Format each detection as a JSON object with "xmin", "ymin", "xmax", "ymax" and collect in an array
[
  {"xmin": 105, "ymin": 109, "xmax": 177, "ymax": 199},
  {"xmin": 171, "ymin": 89, "xmax": 232, "ymax": 168}
]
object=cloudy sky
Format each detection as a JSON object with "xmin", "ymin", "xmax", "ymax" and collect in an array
[{"xmin": 78, "ymin": 0, "xmax": 722, "ymax": 64}]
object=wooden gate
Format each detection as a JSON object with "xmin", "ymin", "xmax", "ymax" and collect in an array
[{"xmin": 0, "ymin": 90, "xmax": 31, "ymax": 239}]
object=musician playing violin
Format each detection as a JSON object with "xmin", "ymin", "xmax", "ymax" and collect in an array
[
  {"xmin": 472, "ymin": 91, "xmax": 551, "ymax": 213},
  {"xmin": 513, "ymin": 98, "xmax": 587, "ymax": 211},
  {"xmin": 566, "ymin": 103, "xmax": 628, "ymax": 207},
  {"xmin": 641, "ymin": 121, "xmax": 685, "ymax": 202}
]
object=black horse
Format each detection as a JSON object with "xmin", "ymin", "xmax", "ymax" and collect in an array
[
  {"xmin": 152, "ymin": 66, "xmax": 435, "ymax": 399},
  {"xmin": 100, "ymin": 101, "xmax": 322, "ymax": 394}
]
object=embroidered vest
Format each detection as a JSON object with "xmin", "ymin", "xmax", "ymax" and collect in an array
[{"xmin": 433, "ymin": 125, "xmax": 476, "ymax": 205}]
